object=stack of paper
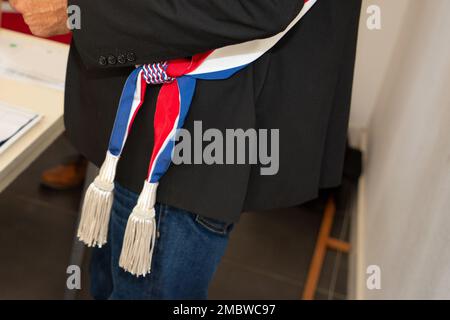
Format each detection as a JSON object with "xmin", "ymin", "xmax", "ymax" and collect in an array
[{"xmin": 0, "ymin": 102, "xmax": 41, "ymax": 154}]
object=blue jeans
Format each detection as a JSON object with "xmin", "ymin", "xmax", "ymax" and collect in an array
[{"xmin": 89, "ymin": 183, "xmax": 233, "ymax": 300}]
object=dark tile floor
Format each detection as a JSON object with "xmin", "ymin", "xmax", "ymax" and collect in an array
[{"xmin": 0, "ymin": 136, "xmax": 350, "ymax": 300}]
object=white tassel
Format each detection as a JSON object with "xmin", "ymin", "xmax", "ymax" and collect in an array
[
  {"xmin": 77, "ymin": 152, "xmax": 119, "ymax": 248},
  {"xmin": 119, "ymin": 181, "xmax": 158, "ymax": 277}
]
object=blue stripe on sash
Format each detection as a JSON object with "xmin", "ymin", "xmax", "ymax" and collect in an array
[
  {"xmin": 108, "ymin": 67, "xmax": 142, "ymax": 156},
  {"xmin": 191, "ymin": 65, "xmax": 249, "ymax": 80}
]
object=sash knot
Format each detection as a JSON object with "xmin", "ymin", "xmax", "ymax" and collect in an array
[{"xmin": 142, "ymin": 62, "xmax": 175, "ymax": 85}]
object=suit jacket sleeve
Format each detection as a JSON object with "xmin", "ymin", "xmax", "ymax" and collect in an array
[{"xmin": 68, "ymin": 0, "xmax": 305, "ymax": 69}]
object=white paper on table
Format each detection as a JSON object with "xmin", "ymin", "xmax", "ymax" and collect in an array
[
  {"xmin": 0, "ymin": 31, "xmax": 68, "ymax": 90},
  {"xmin": 0, "ymin": 101, "xmax": 42, "ymax": 154}
]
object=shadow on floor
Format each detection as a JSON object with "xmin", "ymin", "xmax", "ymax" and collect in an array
[{"xmin": 0, "ymin": 136, "xmax": 350, "ymax": 300}]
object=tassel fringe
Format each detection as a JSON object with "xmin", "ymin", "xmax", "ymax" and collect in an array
[
  {"xmin": 77, "ymin": 152, "xmax": 119, "ymax": 248},
  {"xmin": 119, "ymin": 181, "xmax": 158, "ymax": 277}
]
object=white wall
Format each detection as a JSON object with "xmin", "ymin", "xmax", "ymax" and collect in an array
[
  {"xmin": 349, "ymin": 0, "xmax": 409, "ymax": 137},
  {"xmin": 356, "ymin": 0, "xmax": 450, "ymax": 299}
]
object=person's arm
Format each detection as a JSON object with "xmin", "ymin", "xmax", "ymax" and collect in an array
[
  {"xmin": 9, "ymin": 0, "xmax": 70, "ymax": 37},
  {"xmin": 69, "ymin": 0, "xmax": 305, "ymax": 68}
]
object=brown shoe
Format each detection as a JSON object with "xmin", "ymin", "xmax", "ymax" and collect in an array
[{"xmin": 40, "ymin": 156, "xmax": 88, "ymax": 190}]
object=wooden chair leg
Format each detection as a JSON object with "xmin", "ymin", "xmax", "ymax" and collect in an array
[
  {"xmin": 302, "ymin": 197, "xmax": 351, "ymax": 300},
  {"xmin": 327, "ymin": 237, "xmax": 351, "ymax": 253}
]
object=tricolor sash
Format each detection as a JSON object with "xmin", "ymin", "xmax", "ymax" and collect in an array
[{"xmin": 78, "ymin": 0, "xmax": 317, "ymax": 277}]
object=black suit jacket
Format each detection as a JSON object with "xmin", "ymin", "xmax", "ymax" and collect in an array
[{"xmin": 65, "ymin": 0, "xmax": 362, "ymax": 222}]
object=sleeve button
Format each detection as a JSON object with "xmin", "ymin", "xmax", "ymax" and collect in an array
[
  {"xmin": 108, "ymin": 55, "xmax": 117, "ymax": 65},
  {"xmin": 118, "ymin": 54, "xmax": 127, "ymax": 64},
  {"xmin": 127, "ymin": 52, "xmax": 136, "ymax": 62},
  {"xmin": 98, "ymin": 56, "xmax": 108, "ymax": 66}
]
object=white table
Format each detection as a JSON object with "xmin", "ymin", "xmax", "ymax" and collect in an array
[
  {"xmin": 0, "ymin": 29, "xmax": 90, "ymax": 299},
  {"xmin": 0, "ymin": 29, "xmax": 68, "ymax": 192}
]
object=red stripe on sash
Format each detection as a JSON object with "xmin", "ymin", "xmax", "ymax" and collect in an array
[
  {"xmin": 147, "ymin": 80, "xmax": 181, "ymax": 178},
  {"xmin": 167, "ymin": 51, "xmax": 213, "ymax": 78}
]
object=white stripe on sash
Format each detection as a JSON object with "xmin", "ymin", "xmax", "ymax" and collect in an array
[{"xmin": 188, "ymin": 0, "xmax": 317, "ymax": 76}]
